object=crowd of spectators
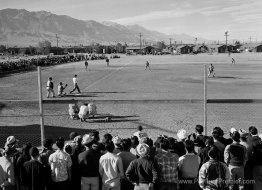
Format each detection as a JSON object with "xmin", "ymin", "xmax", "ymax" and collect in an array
[{"xmin": 0, "ymin": 125, "xmax": 262, "ymax": 190}]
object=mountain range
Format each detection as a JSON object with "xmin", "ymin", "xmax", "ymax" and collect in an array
[{"xmin": 0, "ymin": 8, "xmax": 211, "ymax": 46}]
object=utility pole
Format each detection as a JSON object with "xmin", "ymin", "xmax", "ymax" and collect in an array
[
  {"xmin": 139, "ymin": 33, "xmax": 142, "ymax": 54},
  {"xmin": 55, "ymin": 34, "xmax": 60, "ymax": 47},
  {"xmin": 224, "ymin": 31, "xmax": 229, "ymax": 52}
]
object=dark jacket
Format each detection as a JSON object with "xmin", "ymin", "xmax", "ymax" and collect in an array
[{"xmin": 126, "ymin": 156, "xmax": 158, "ymax": 184}]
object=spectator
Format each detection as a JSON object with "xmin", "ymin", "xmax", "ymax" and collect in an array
[
  {"xmin": 118, "ymin": 138, "xmax": 136, "ymax": 190},
  {"xmin": 252, "ymin": 137, "xmax": 262, "ymax": 190},
  {"xmin": 155, "ymin": 138, "xmax": 179, "ymax": 190},
  {"xmin": 191, "ymin": 125, "xmax": 206, "ymax": 152},
  {"xmin": 0, "ymin": 147, "xmax": 15, "ymax": 190},
  {"xmin": 224, "ymin": 131, "xmax": 247, "ymax": 190},
  {"xmin": 113, "ymin": 136, "xmax": 122, "ymax": 154},
  {"xmin": 78, "ymin": 134, "xmax": 101, "ymax": 190},
  {"xmin": 212, "ymin": 128, "xmax": 225, "ymax": 158},
  {"xmin": 178, "ymin": 140, "xmax": 201, "ymax": 190},
  {"xmin": 130, "ymin": 136, "xmax": 139, "ymax": 157},
  {"xmin": 68, "ymin": 132, "xmax": 79, "ymax": 149},
  {"xmin": 249, "ymin": 126, "xmax": 261, "ymax": 147},
  {"xmin": 133, "ymin": 126, "xmax": 148, "ymax": 141},
  {"xmin": 39, "ymin": 138, "xmax": 54, "ymax": 190},
  {"xmin": 175, "ymin": 129, "xmax": 187, "ymax": 157},
  {"xmin": 199, "ymin": 147, "xmax": 230, "ymax": 190},
  {"xmin": 99, "ymin": 141, "xmax": 124, "ymax": 190},
  {"xmin": 16, "ymin": 143, "xmax": 32, "ymax": 190},
  {"xmin": 21, "ymin": 147, "xmax": 47, "ymax": 190},
  {"xmin": 126, "ymin": 143, "xmax": 158, "ymax": 190},
  {"xmin": 49, "ymin": 137, "xmax": 72, "ymax": 190}
]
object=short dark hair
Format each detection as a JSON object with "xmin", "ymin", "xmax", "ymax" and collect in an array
[
  {"xmin": 49, "ymin": 77, "xmax": 52, "ymax": 80},
  {"xmin": 56, "ymin": 137, "xmax": 65, "ymax": 150},
  {"xmin": 131, "ymin": 136, "xmax": 139, "ymax": 148},
  {"xmin": 208, "ymin": 146, "xmax": 219, "ymax": 159},
  {"xmin": 231, "ymin": 131, "xmax": 240, "ymax": 142},
  {"xmin": 121, "ymin": 138, "xmax": 131, "ymax": 151},
  {"xmin": 64, "ymin": 144, "xmax": 72, "ymax": 154},
  {"xmin": 103, "ymin": 133, "xmax": 113, "ymax": 143},
  {"xmin": 249, "ymin": 126, "xmax": 258, "ymax": 135},
  {"xmin": 43, "ymin": 138, "xmax": 53, "ymax": 149},
  {"xmin": 69, "ymin": 132, "xmax": 78, "ymax": 140},
  {"xmin": 159, "ymin": 138, "xmax": 170, "ymax": 150},
  {"xmin": 185, "ymin": 140, "xmax": 195, "ymax": 152},
  {"xmin": 91, "ymin": 130, "xmax": 100, "ymax": 142},
  {"xmin": 104, "ymin": 141, "xmax": 115, "ymax": 152},
  {"xmin": 74, "ymin": 74, "xmax": 77, "ymax": 77},
  {"xmin": 138, "ymin": 125, "xmax": 143, "ymax": 131},
  {"xmin": 205, "ymin": 136, "xmax": 214, "ymax": 146},
  {"xmin": 22, "ymin": 143, "xmax": 32, "ymax": 156},
  {"xmin": 29, "ymin": 147, "xmax": 39, "ymax": 158},
  {"xmin": 195, "ymin": 125, "xmax": 204, "ymax": 134}
]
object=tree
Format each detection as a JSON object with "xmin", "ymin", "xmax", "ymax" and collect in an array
[
  {"xmin": 0, "ymin": 45, "xmax": 6, "ymax": 53},
  {"xmin": 38, "ymin": 40, "xmax": 51, "ymax": 55},
  {"xmin": 156, "ymin": 41, "xmax": 166, "ymax": 51}
]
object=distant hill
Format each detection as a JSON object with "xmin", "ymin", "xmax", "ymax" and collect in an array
[{"xmin": 0, "ymin": 8, "xmax": 211, "ymax": 46}]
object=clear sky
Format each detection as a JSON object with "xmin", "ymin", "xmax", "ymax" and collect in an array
[{"xmin": 1, "ymin": 0, "xmax": 262, "ymax": 42}]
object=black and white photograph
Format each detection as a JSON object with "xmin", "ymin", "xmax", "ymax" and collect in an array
[{"xmin": 0, "ymin": 0, "xmax": 262, "ymax": 189}]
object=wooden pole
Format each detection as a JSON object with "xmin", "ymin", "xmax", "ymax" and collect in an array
[
  {"xmin": 38, "ymin": 66, "xmax": 45, "ymax": 147},
  {"xmin": 204, "ymin": 64, "xmax": 207, "ymax": 135}
]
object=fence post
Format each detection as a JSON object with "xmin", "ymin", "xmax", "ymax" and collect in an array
[
  {"xmin": 38, "ymin": 66, "xmax": 45, "ymax": 147},
  {"xmin": 204, "ymin": 64, "xmax": 207, "ymax": 135}
]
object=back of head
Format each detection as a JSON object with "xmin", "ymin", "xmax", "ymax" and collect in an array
[
  {"xmin": 29, "ymin": 147, "xmax": 39, "ymax": 158},
  {"xmin": 231, "ymin": 131, "xmax": 240, "ymax": 142},
  {"xmin": 138, "ymin": 125, "xmax": 143, "ymax": 131},
  {"xmin": 104, "ymin": 141, "xmax": 115, "ymax": 152},
  {"xmin": 205, "ymin": 136, "xmax": 214, "ymax": 146},
  {"xmin": 185, "ymin": 140, "xmax": 195, "ymax": 152},
  {"xmin": 249, "ymin": 126, "xmax": 258, "ymax": 135},
  {"xmin": 56, "ymin": 137, "xmax": 65, "ymax": 150},
  {"xmin": 43, "ymin": 138, "xmax": 53, "ymax": 149},
  {"xmin": 140, "ymin": 137, "xmax": 153, "ymax": 148},
  {"xmin": 159, "ymin": 138, "xmax": 170, "ymax": 151},
  {"xmin": 22, "ymin": 143, "xmax": 32, "ymax": 155},
  {"xmin": 69, "ymin": 132, "xmax": 78, "ymax": 141},
  {"xmin": 103, "ymin": 133, "xmax": 113, "ymax": 143},
  {"xmin": 195, "ymin": 125, "xmax": 204, "ymax": 134},
  {"xmin": 131, "ymin": 136, "xmax": 139, "ymax": 148},
  {"xmin": 91, "ymin": 130, "xmax": 100, "ymax": 142},
  {"xmin": 212, "ymin": 128, "xmax": 221, "ymax": 139},
  {"xmin": 208, "ymin": 146, "xmax": 219, "ymax": 160},
  {"xmin": 74, "ymin": 74, "xmax": 77, "ymax": 77},
  {"xmin": 121, "ymin": 138, "xmax": 131, "ymax": 151}
]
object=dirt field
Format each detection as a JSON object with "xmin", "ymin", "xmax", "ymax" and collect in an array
[{"xmin": 1, "ymin": 53, "xmax": 262, "ymax": 146}]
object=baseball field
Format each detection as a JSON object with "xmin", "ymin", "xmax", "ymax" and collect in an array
[{"xmin": 1, "ymin": 53, "xmax": 262, "ymax": 146}]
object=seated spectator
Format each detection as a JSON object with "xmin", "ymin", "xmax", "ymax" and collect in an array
[
  {"xmin": 21, "ymin": 147, "xmax": 47, "ymax": 190},
  {"xmin": 133, "ymin": 126, "xmax": 148, "ymax": 141},
  {"xmin": 155, "ymin": 138, "xmax": 179, "ymax": 190},
  {"xmin": 69, "ymin": 103, "xmax": 79, "ymax": 119},
  {"xmin": 199, "ymin": 147, "xmax": 230, "ymax": 190},
  {"xmin": 175, "ymin": 129, "xmax": 187, "ymax": 157},
  {"xmin": 126, "ymin": 143, "xmax": 158, "ymax": 190},
  {"xmin": 99, "ymin": 141, "xmax": 124, "ymax": 190},
  {"xmin": 224, "ymin": 131, "xmax": 247, "ymax": 190},
  {"xmin": 79, "ymin": 103, "xmax": 89, "ymax": 122},
  {"xmin": 178, "ymin": 140, "xmax": 201, "ymax": 190},
  {"xmin": 118, "ymin": 138, "xmax": 136, "ymax": 190}
]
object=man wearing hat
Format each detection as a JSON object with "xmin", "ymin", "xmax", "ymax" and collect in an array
[
  {"xmin": 0, "ymin": 147, "xmax": 15, "ymax": 190},
  {"xmin": 224, "ymin": 131, "xmax": 247, "ymax": 190},
  {"xmin": 126, "ymin": 143, "xmax": 158, "ymax": 190},
  {"xmin": 176, "ymin": 129, "xmax": 187, "ymax": 157},
  {"xmin": 79, "ymin": 134, "xmax": 101, "ymax": 190}
]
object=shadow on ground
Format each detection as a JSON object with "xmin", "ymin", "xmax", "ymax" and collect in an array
[{"xmin": 0, "ymin": 124, "xmax": 93, "ymax": 147}]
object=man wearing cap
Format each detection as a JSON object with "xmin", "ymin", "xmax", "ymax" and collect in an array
[
  {"xmin": 0, "ymin": 147, "xmax": 15, "ymax": 190},
  {"xmin": 126, "ymin": 143, "xmax": 158, "ymax": 190},
  {"xmin": 224, "ymin": 131, "xmax": 247, "ymax": 190},
  {"xmin": 79, "ymin": 134, "xmax": 101, "ymax": 190},
  {"xmin": 99, "ymin": 141, "xmax": 124, "ymax": 190},
  {"xmin": 21, "ymin": 147, "xmax": 47, "ymax": 190}
]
